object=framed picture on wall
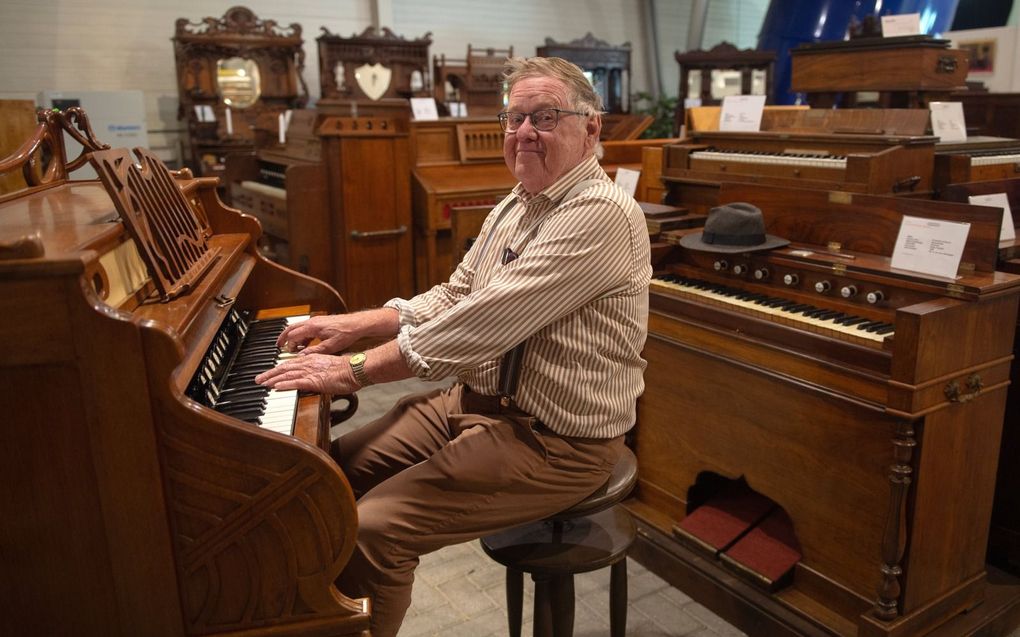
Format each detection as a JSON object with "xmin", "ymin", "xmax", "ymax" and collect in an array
[{"xmin": 959, "ymin": 39, "xmax": 996, "ymax": 73}]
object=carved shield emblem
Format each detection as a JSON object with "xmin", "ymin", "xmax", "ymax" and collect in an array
[{"xmin": 355, "ymin": 63, "xmax": 392, "ymax": 101}]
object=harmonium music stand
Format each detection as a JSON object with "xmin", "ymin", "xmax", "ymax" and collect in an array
[
  {"xmin": 316, "ymin": 26, "xmax": 432, "ymax": 121},
  {"xmin": 172, "ymin": 6, "xmax": 308, "ymax": 179},
  {"xmin": 790, "ymin": 35, "xmax": 969, "ymax": 109}
]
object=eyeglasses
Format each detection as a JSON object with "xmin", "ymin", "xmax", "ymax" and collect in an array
[{"xmin": 497, "ymin": 108, "xmax": 587, "ymax": 132}]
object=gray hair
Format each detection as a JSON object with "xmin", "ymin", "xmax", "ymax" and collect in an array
[{"xmin": 503, "ymin": 56, "xmax": 604, "ymax": 115}]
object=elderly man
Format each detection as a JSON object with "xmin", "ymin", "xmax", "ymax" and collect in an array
[{"xmin": 256, "ymin": 56, "xmax": 650, "ymax": 637}]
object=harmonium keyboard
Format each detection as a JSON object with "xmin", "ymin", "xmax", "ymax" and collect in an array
[
  {"xmin": 627, "ymin": 181, "xmax": 1020, "ymax": 636},
  {"xmin": 661, "ymin": 108, "xmax": 939, "ymax": 215},
  {"xmin": 933, "ymin": 136, "xmax": 1020, "ymax": 193},
  {"xmin": 0, "ymin": 109, "xmax": 369, "ymax": 636}
]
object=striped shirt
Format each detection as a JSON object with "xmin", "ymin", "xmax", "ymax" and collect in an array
[{"xmin": 386, "ymin": 155, "xmax": 650, "ymax": 438}]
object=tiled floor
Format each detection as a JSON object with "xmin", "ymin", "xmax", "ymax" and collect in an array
[{"xmin": 331, "ymin": 377, "xmax": 747, "ymax": 637}]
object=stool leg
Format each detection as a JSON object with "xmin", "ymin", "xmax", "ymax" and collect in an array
[
  {"xmin": 532, "ymin": 575, "xmax": 553, "ymax": 637},
  {"xmin": 506, "ymin": 568, "xmax": 524, "ymax": 637},
  {"xmin": 609, "ymin": 558, "xmax": 628, "ymax": 637},
  {"xmin": 550, "ymin": 574, "xmax": 575, "ymax": 637}
]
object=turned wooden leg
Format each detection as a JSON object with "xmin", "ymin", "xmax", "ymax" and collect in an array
[
  {"xmin": 610, "ymin": 558, "xmax": 628, "ymax": 637},
  {"xmin": 550, "ymin": 574, "xmax": 575, "ymax": 637},
  {"xmin": 532, "ymin": 575, "xmax": 553, "ymax": 637},
  {"xmin": 507, "ymin": 568, "xmax": 523, "ymax": 637}
]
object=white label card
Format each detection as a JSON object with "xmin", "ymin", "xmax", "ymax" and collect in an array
[
  {"xmin": 614, "ymin": 167, "xmax": 640, "ymax": 197},
  {"xmin": 881, "ymin": 13, "xmax": 921, "ymax": 37},
  {"xmin": 969, "ymin": 193, "xmax": 1016, "ymax": 242},
  {"xmin": 929, "ymin": 102, "xmax": 967, "ymax": 142},
  {"xmin": 410, "ymin": 97, "xmax": 440, "ymax": 121},
  {"xmin": 890, "ymin": 215, "xmax": 970, "ymax": 279},
  {"xmin": 719, "ymin": 95, "xmax": 766, "ymax": 132}
]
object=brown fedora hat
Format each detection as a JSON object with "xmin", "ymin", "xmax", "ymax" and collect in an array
[{"xmin": 679, "ymin": 202, "xmax": 789, "ymax": 254}]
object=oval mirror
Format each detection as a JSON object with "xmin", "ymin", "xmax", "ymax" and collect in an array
[{"xmin": 217, "ymin": 57, "xmax": 261, "ymax": 109}]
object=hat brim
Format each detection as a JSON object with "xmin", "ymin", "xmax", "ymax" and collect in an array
[{"xmin": 678, "ymin": 232, "xmax": 790, "ymax": 254}]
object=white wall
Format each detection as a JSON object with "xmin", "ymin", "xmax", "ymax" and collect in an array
[{"xmin": 0, "ymin": 0, "xmax": 766, "ymax": 163}]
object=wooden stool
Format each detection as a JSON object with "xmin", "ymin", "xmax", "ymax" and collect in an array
[{"xmin": 480, "ymin": 447, "xmax": 638, "ymax": 637}]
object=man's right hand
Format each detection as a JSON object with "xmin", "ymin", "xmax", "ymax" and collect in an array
[{"xmin": 276, "ymin": 308, "xmax": 401, "ymax": 356}]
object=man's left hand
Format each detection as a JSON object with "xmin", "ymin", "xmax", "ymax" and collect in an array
[{"xmin": 255, "ymin": 353, "xmax": 359, "ymax": 394}]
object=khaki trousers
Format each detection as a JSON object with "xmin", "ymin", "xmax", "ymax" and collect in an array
[{"xmin": 331, "ymin": 383, "xmax": 625, "ymax": 637}]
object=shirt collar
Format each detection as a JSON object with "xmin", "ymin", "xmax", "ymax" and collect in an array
[{"xmin": 512, "ymin": 154, "xmax": 602, "ymax": 206}]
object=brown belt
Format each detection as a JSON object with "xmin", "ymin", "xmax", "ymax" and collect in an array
[{"xmin": 461, "ymin": 386, "xmax": 549, "ymax": 432}]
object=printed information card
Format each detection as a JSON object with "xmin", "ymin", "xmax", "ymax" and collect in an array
[
  {"xmin": 969, "ymin": 193, "xmax": 1016, "ymax": 242},
  {"xmin": 614, "ymin": 167, "xmax": 640, "ymax": 197},
  {"xmin": 410, "ymin": 97, "xmax": 440, "ymax": 121},
  {"xmin": 881, "ymin": 13, "xmax": 921, "ymax": 37},
  {"xmin": 719, "ymin": 95, "xmax": 766, "ymax": 132},
  {"xmin": 890, "ymin": 216, "xmax": 971, "ymax": 279},
  {"xmin": 929, "ymin": 102, "xmax": 967, "ymax": 142}
]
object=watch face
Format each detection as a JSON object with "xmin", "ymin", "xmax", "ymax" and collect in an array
[{"xmin": 351, "ymin": 352, "xmax": 367, "ymax": 365}]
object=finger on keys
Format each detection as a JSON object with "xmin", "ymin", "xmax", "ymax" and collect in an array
[
  {"xmin": 255, "ymin": 363, "xmax": 289, "ymax": 386},
  {"xmin": 277, "ymin": 324, "xmax": 307, "ymax": 351}
]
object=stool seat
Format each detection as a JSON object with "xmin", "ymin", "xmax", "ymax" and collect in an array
[
  {"xmin": 480, "ymin": 446, "xmax": 638, "ymax": 637},
  {"xmin": 548, "ymin": 445, "xmax": 638, "ymax": 521},
  {"xmin": 481, "ymin": 506, "xmax": 635, "ymax": 576}
]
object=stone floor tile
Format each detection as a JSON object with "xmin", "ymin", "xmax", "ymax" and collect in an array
[
  {"xmin": 632, "ymin": 591, "xmax": 706, "ymax": 635},
  {"xmin": 684, "ymin": 603, "xmax": 749, "ymax": 636}
]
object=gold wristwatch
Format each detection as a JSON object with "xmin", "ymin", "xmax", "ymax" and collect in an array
[{"xmin": 349, "ymin": 352, "xmax": 372, "ymax": 387}]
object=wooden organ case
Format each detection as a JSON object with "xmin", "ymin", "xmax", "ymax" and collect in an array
[
  {"xmin": 433, "ymin": 44, "xmax": 513, "ymax": 117},
  {"xmin": 790, "ymin": 35, "xmax": 969, "ymax": 109},
  {"xmin": 537, "ymin": 32, "xmax": 631, "ymax": 114},
  {"xmin": 0, "ymin": 109, "xmax": 369, "ymax": 636},
  {"xmin": 933, "ymin": 136, "xmax": 1020, "ymax": 193},
  {"xmin": 172, "ymin": 6, "xmax": 308, "ymax": 179},
  {"xmin": 627, "ymin": 181, "xmax": 1020, "ymax": 636},
  {"xmin": 224, "ymin": 111, "xmax": 414, "ymax": 310},
  {"xmin": 661, "ymin": 108, "xmax": 939, "ymax": 215},
  {"xmin": 940, "ymin": 178, "xmax": 1020, "ymax": 580}
]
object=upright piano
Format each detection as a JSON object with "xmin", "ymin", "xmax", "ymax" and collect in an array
[
  {"xmin": 627, "ymin": 182, "xmax": 1020, "ymax": 636},
  {"xmin": 661, "ymin": 109, "xmax": 938, "ymax": 215},
  {"xmin": 0, "ymin": 109, "xmax": 370, "ymax": 636}
]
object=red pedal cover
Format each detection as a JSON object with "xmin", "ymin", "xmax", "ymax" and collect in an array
[
  {"xmin": 720, "ymin": 507, "xmax": 802, "ymax": 591},
  {"xmin": 672, "ymin": 485, "xmax": 775, "ymax": 556}
]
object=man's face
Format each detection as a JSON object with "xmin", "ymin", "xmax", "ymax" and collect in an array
[{"xmin": 503, "ymin": 76, "xmax": 599, "ymax": 194}]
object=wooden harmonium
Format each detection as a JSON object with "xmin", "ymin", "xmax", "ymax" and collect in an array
[
  {"xmin": 227, "ymin": 109, "xmax": 324, "ymax": 252},
  {"xmin": 933, "ymin": 135, "xmax": 1020, "ymax": 192},
  {"xmin": 790, "ymin": 34, "xmax": 969, "ymax": 93},
  {"xmin": 633, "ymin": 182, "xmax": 1020, "ymax": 636},
  {"xmin": 0, "ymin": 108, "xmax": 368, "ymax": 636},
  {"xmin": 661, "ymin": 109, "xmax": 938, "ymax": 207},
  {"xmin": 410, "ymin": 118, "xmax": 517, "ymax": 290}
]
